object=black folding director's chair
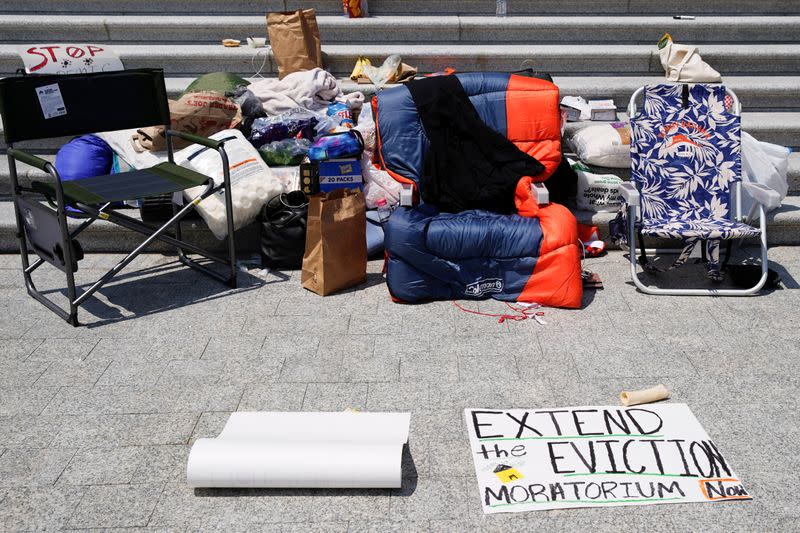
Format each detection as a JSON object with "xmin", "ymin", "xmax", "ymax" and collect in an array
[{"xmin": 0, "ymin": 68, "xmax": 237, "ymax": 326}]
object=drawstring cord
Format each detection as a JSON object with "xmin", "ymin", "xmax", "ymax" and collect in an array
[{"xmin": 451, "ymin": 301, "xmax": 545, "ymax": 324}]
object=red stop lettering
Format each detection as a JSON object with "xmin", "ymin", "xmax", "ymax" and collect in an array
[
  {"xmin": 26, "ymin": 45, "xmax": 61, "ymax": 72},
  {"xmin": 66, "ymin": 46, "xmax": 86, "ymax": 58}
]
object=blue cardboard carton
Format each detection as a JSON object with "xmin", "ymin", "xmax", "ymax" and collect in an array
[{"xmin": 318, "ymin": 158, "xmax": 362, "ymax": 192}]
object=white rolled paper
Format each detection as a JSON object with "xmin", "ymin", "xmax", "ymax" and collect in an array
[
  {"xmin": 620, "ymin": 384, "xmax": 670, "ymax": 406},
  {"xmin": 186, "ymin": 412, "xmax": 411, "ymax": 488}
]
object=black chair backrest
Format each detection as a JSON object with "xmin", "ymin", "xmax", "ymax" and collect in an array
[{"xmin": 0, "ymin": 68, "xmax": 169, "ymax": 144}]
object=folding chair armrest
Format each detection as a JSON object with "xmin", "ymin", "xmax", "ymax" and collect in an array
[
  {"xmin": 8, "ymin": 148, "xmax": 52, "ymax": 173},
  {"xmin": 742, "ymin": 182, "xmax": 780, "ymax": 210},
  {"xmin": 619, "ymin": 182, "xmax": 640, "ymax": 207},
  {"xmin": 166, "ymin": 129, "xmax": 224, "ymax": 150}
]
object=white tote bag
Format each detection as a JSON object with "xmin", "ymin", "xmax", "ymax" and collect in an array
[{"xmin": 658, "ymin": 33, "xmax": 722, "ymax": 83}]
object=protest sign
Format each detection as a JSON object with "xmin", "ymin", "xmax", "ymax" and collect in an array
[
  {"xmin": 17, "ymin": 44, "xmax": 123, "ymax": 75},
  {"xmin": 465, "ymin": 404, "xmax": 750, "ymax": 513}
]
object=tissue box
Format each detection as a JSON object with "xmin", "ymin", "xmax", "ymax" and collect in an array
[{"xmin": 589, "ymin": 98, "xmax": 617, "ymax": 121}]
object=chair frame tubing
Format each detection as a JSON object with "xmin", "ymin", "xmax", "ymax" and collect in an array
[{"xmin": 7, "ymin": 131, "xmax": 238, "ymax": 327}]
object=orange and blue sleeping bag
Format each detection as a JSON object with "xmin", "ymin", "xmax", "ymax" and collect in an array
[{"xmin": 375, "ymin": 72, "xmax": 583, "ymax": 308}]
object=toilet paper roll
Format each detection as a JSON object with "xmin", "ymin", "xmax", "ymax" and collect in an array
[{"xmin": 620, "ymin": 384, "xmax": 670, "ymax": 406}]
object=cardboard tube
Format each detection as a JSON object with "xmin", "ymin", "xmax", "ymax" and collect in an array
[{"xmin": 620, "ymin": 384, "xmax": 670, "ymax": 406}]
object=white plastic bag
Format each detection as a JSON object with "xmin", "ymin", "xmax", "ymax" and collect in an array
[
  {"xmin": 740, "ymin": 131, "xmax": 789, "ymax": 218},
  {"xmin": 569, "ymin": 158, "xmax": 623, "ymax": 212},
  {"xmin": 354, "ymin": 103, "xmax": 402, "ymax": 208},
  {"xmin": 362, "ymin": 152, "xmax": 402, "ymax": 208},
  {"xmin": 177, "ymin": 129, "xmax": 284, "ymax": 239},
  {"xmin": 361, "ymin": 54, "xmax": 402, "ymax": 89},
  {"xmin": 568, "ymin": 122, "xmax": 631, "ymax": 168}
]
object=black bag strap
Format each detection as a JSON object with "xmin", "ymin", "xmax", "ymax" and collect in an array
[{"xmin": 263, "ymin": 191, "xmax": 308, "ymax": 228}]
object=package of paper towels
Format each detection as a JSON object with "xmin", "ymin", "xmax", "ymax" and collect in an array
[
  {"xmin": 186, "ymin": 411, "xmax": 411, "ymax": 488},
  {"xmin": 176, "ymin": 129, "xmax": 284, "ymax": 240}
]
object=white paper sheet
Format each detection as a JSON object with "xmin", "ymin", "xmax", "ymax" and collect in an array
[{"xmin": 187, "ymin": 412, "xmax": 411, "ymax": 488}]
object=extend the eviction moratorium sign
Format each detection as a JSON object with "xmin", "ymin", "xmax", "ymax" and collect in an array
[{"xmin": 464, "ymin": 404, "xmax": 751, "ymax": 513}]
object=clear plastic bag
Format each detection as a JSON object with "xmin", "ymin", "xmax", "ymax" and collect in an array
[
  {"xmin": 258, "ymin": 138, "xmax": 312, "ymax": 166},
  {"xmin": 361, "ymin": 54, "xmax": 402, "ymax": 89},
  {"xmin": 249, "ymin": 108, "xmax": 338, "ymax": 148}
]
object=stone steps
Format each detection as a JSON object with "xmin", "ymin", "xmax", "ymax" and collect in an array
[
  {"xmin": 4, "ymin": 111, "xmax": 798, "ymax": 155},
  {"xmin": 0, "ymin": 196, "xmax": 797, "ymax": 253},
  {"xmin": 0, "ymin": 200, "xmax": 254, "ymax": 253},
  {"xmin": 3, "ymin": 0, "xmax": 799, "ymax": 15},
  {"xmin": 3, "ymin": 43, "xmax": 800, "ymax": 77},
  {"xmin": 0, "ymin": 0, "xmax": 797, "ymax": 250},
  {"xmin": 3, "ymin": 15, "xmax": 800, "ymax": 44},
  {"xmin": 164, "ymin": 75, "xmax": 800, "ymax": 111},
  {"xmin": 3, "ymin": 151, "xmax": 797, "ymax": 196}
]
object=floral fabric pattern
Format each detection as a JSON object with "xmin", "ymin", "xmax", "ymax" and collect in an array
[{"xmin": 630, "ymin": 84, "xmax": 759, "ymax": 240}]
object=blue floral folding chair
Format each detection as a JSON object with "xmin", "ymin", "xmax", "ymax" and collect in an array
[{"xmin": 620, "ymin": 83, "xmax": 777, "ymax": 295}]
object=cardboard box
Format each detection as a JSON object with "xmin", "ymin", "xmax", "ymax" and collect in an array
[
  {"xmin": 319, "ymin": 158, "xmax": 362, "ymax": 192},
  {"xmin": 300, "ymin": 158, "xmax": 363, "ymax": 195},
  {"xmin": 589, "ymin": 98, "xmax": 617, "ymax": 121}
]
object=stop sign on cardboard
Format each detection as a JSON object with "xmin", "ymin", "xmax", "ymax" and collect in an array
[{"xmin": 17, "ymin": 44, "xmax": 124, "ymax": 75}]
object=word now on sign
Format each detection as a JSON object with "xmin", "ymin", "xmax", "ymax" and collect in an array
[{"xmin": 17, "ymin": 44, "xmax": 124, "ymax": 75}]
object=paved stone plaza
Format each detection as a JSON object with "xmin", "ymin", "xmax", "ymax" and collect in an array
[{"xmin": 0, "ymin": 248, "xmax": 797, "ymax": 532}]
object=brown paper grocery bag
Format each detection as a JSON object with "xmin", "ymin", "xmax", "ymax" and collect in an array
[
  {"xmin": 131, "ymin": 91, "xmax": 242, "ymax": 152},
  {"xmin": 267, "ymin": 9, "xmax": 323, "ymax": 79},
  {"xmin": 301, "ymin": 188, "xmax": 367, "ymax": 296}
]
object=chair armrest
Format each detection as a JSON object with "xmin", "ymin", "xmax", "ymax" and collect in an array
[
  {"xmin": 531, "ymin": 182, "xmax": 549, "ymax": 205},
  {"xmin": 8, "ymin": 148, "xmax": 52, "ymax": 173},
  {"xmin": 619, "ymin": 182, "xmax": 640, "ymax": 207},
  {"xmin": 742, "ymin": 182, "xmax": 780, "ymax": 210},
  {"xmin": 166, "ymin": 129, "xmax": 224, "ymax": 150}
]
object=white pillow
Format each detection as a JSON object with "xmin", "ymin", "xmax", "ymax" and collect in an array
[{"xmin": 569, "ymin": 122, "xmax": 631, "ymax": 168}]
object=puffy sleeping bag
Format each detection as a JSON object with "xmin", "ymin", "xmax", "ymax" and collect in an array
[
  {"xmin": 54, "ymin": 134, "xmax": 114, "ymax": 182},
  {"xmin": 374, "ymin": 72, "xmax": 562, "ymax": 191},
  {"xmin": 54, "ymin": 134, "xmax": 116, "ymax": 213},
  {"xmin": 375, "ymin": 73, "xmax": 583, "ymax": 308},
  {"xmin": 385, "ymin": 204, "xmax": 582, "ymax": 307}
]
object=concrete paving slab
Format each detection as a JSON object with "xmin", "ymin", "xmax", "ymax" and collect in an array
[
  {"xmin": 0, "ymin": 414, "xmax": 62, "ymax": 448},
  {"xmin": 0, "ymin": 485, "xmax": 86, "ymax": 531},
  {"xmin": 0, "ymin": 338, "xmax": 42, "ymax": 360},
  {"xmin": 58, "ymin": 446, "xmax": 142, "ymax": 485},
  {"xmin": 51, "ymin": 413, "xmax": 199, "ymax": 447},
  {"xmin": 2, "ymin": 359, "xmax": 51, "ymax": 388},
  {"xmin": 237, "ymin": 383, "xmax": 303, "ymax": 412},
  {"xmin": 34, "ymin": 358, "xmax": 113, "ymax": 388},
  {"xmin": 131, "ymin": 445, "xmax": 191, "ymax": 484},
  {"xmin": 0, "ymin": 250, "xmax": 796, "ymax": 530},
  {"xmin": 67, "ymin": 482, "xmax": 164, "ymax": 529},
  {"xmin": 0, "ymin": 447, "xmax": 76, "ymax": 487},
  {"xmin": 302, "ymin": 382, "xmax": 369, "ymax": 411},
  {"xmin": 95, "ymin": 360, "xmax": 169, "ymax": 388},
  {"xmin": 349, "ymin": 521, "xmax": 430, "ymax": 533},
  {"xmin": 0, "ymin": 386, "xmax": 59, "ymax": 416},
  {"xmin": 27, "ymin": 338, "xmax": 99, "ymax": 362}
]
